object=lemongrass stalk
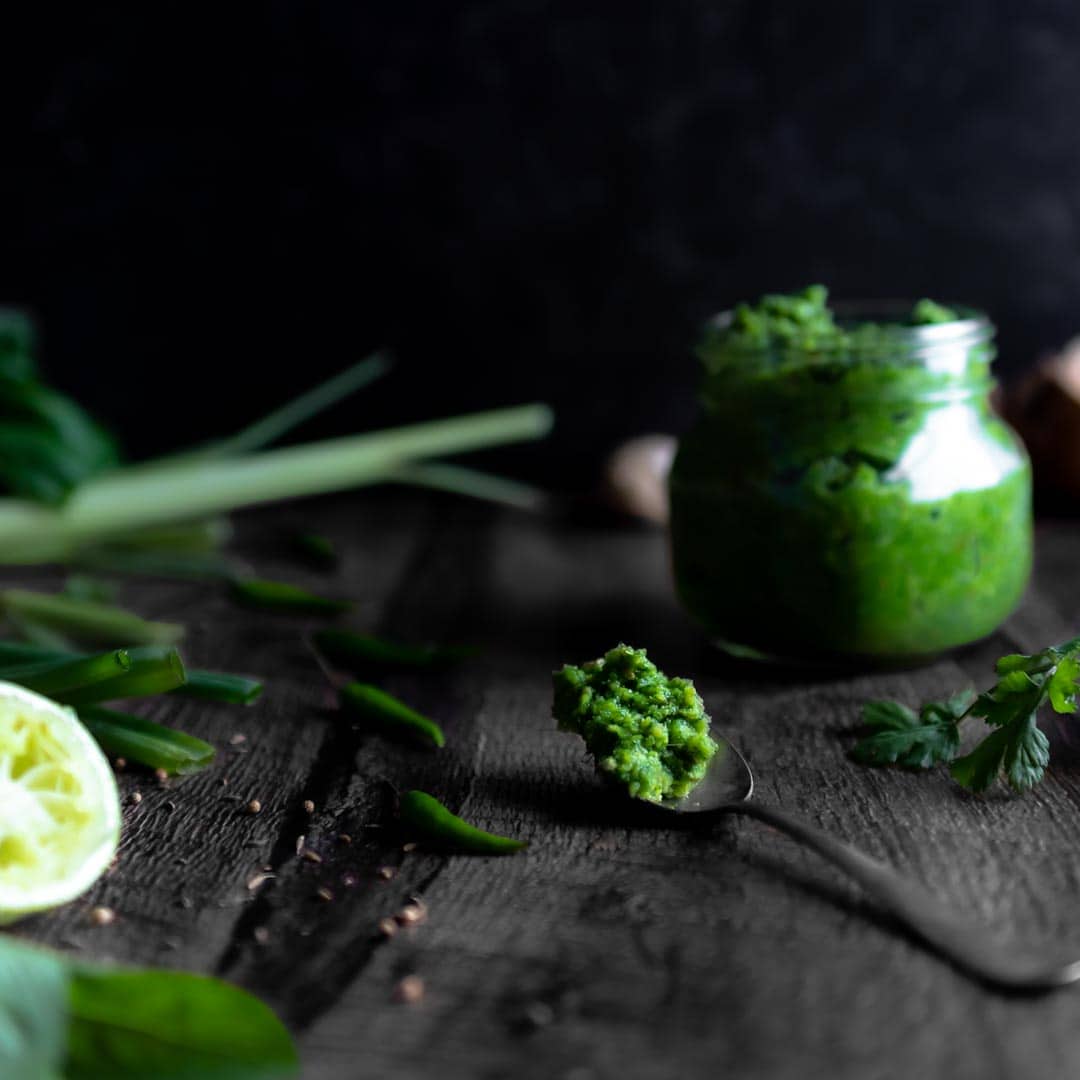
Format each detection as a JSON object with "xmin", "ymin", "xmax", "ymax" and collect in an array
[
  {"xmin": 0, "ymin": 589, "xmax": 184, "ymax": 646},
  {"xmin": 389, "ymin": 462, "xmax": 549, "ymax": 512},
  {"xmin": 0, "ymin": 403, "xmax": 554, "ymax": 564},
  {"xmin": 207, "ymin": 352, "xmax": 393, "ymax": 457},
  {"xmin": 79, "ymin": 706, "xmax": 215, "ymax": 774},
  {"xmin": 315, "ymin": 628, "xmax": 476, "ymax": 671}
]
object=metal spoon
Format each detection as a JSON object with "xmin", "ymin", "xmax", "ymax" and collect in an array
[{"xmin": 643, "ymin": 728, "xmax": 1080, "ymax": 991}]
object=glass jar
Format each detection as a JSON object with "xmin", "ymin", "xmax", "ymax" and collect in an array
[{"xmin": 668, "ymin": 304, "xmax": 1032, "ymax": 663}]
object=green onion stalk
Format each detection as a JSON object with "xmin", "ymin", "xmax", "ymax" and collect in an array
[{"xmin": 0, "ymin": 404, "xmax": 553, "ymax": 564}]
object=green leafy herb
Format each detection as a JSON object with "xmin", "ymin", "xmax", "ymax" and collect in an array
[
  {"xmin": 399, "ymin": 790, "xmax": 526, "ymax": 855},
  {"xmin": 0, "ymin": 933, "xmax": 297, "ymax": 1078},
  {"xmin": 850, "ymin": 692, "xmax": 971, "ymax": 769},
  {"xmin": 78, "ymin": 706, "xmax": 215, "ymax": 775},
  {"xmin": 229, "ymin": 579, "xmax": 352, "ymax": 616},
  {"xmin": 315, "ymin": 628, "xmax": 476, "ymax": 672},
  {"xmin": 853, "ymin": 637, "xmax": 1080, "ymax": 793},
  {"xmin": 341, "ymin": 683, "xmax": 445, "ymax": 748}
]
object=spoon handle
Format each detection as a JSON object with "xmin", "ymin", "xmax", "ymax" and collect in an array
[{"xmin": 727, "ymin": 800, "xmax": 1080, "ymax": 990}]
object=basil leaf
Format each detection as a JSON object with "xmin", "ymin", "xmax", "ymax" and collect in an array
[
  {"xmin": 0, "ymin": 940, "xmax": 68, "ymax": 1079},
  {"xmin": 65, "ymin": 968, "xmax": 297, "ymax": 1079}
]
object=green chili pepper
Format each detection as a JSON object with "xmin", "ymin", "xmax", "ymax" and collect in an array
[
  {"xmin": 341, "ymin": 683, "xmax": 445, "ymax": 748},
  {"xmin": 229, "ymin": 578, "xmax": 352, "ymax": 615},
  {"xmin": 399, "ymin": 790, "xmax": 526, "ymax": 854},
  {"xmin": 292, "ymin": 532, "xmax": 339, "ymax": 569},
  {"xmin": 315, "ymin": 628, "xmax": 476, "ymax": 672}
]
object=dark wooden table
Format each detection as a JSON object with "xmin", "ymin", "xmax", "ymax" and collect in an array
[{"xmin": 14, "ymin": 492, "xmax": 1080, "ymax": 1080}]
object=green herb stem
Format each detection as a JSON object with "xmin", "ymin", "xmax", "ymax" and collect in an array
[
  {"xmin": 78, "ymin": 705, "xmax": 215, "ymax": 774},
  {"xmin": 230, "ymin": 579, "xmax": 352, "ymax": 616},
  {"xmin": 0, "ymin": 641, "xmax": 257, "ymax": 705},
  {"xmin": 0, "ymin": 649, "xmax": 131, "ymax": 702},
  {"xmin": 0, "ymin": 403, "xmax": 554, "ymax": 563},
  {"xmin": 0, "ymin": 588, "xmax": 184, "ymax": 647},
  {"xmin": 208, "ymin": 352, "xmax": 394, "ymax": 457},
  {"xmin": 314, "ymin": 628, "xmax": 475, "ymax": 672},
  {"xmin": 389, "ymin": 462, "xmax": 550, "ymax": 512},
  {"xmin": 175, "ymin": 670, "xmax": 263, "ymax": 706},
  {"xmin": 341, "ymin": 683, "xmax": 445, "ymax": 748}
]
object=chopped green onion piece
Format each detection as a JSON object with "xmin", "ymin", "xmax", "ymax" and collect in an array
[
  {"xmin": 399, "ymin": 790, "xmax": 526, "ymax": 854},
  {"xmin": 44, "ymin": 645, "xmax": 187, "ymax": 706},
  {"xmin": 78, "ymin": 706, "xmax": 215, "ymax": 775},
  {"xmin": 0, "ymin": 588, "xmax": 184, "ymax": 647},
  {"xmin": 75, "ymin": 547, "xmax": 240, "ymax": 582},
  {"xmin": 63, "ymin": 574, "xmax": 116, "ymax": 605},
  {"xmin": 341, "ymin": 683, "xmax": 445, "ymax": 748},
  {"xmin": 0, "ymin": 649, "xmax": 131, "ymax": 702},
  {"xmin": 175, "ymin": 669, "xmax": 264, "ymax": 706},
  {"xmin": 230, "ymin": 579, "xmax": 352, "ymax": 615},
  {"xmin": 99, "ymin": 518, "xmax": 233, "ymax": 553},
  {"xmin": 315, "ymin": 628, "xmax": 476, "ymax": 672},
  {"xmin": 0, "ymin": 641, "xmax": 257, "ymax": 705}
]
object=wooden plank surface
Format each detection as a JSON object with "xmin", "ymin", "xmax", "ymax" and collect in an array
[{"xmin": 10, "ymin": 493, "xmax": 1080, "ymax": 1080}]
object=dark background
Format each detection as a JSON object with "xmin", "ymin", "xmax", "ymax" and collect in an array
[{"xmin": 4, "ymin": 1, "xmax": 1080, "ymax": 478}]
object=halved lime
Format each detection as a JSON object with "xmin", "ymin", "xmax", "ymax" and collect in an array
[{"xmin": 0, "ymin": 681, "xmax": 121, "ymax": 923}]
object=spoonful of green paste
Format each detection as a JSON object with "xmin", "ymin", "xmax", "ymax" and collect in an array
[{"xmin": 552, "ymin": 644, "xmax": 1080, "ymax": 991}]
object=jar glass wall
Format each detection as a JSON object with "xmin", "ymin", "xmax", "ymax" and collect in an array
[{"xmin": 668, "ymin": 304, "xmax": 1032, "ymax": 663}]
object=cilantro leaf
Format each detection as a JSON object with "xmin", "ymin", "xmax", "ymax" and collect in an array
[
  {"xmin": 851, "ymin": 693, "xmax": 970, "ymax": 769},
  {"xmin": 950, "ymin": 715, "xmax": 1050, "ymax": 793},
  {"xmin": 852, "ymin": 636, "xmax": 1080, "ymax": 795}
]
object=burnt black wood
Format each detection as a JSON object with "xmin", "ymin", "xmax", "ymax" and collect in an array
[{"xmin": 12, "ymin": 493, "xmax": 1080, "ymax": 1079}]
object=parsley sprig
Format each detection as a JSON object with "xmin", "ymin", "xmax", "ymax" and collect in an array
[{"xmin": 852, "ymin": 637, "xmax": 1080, "ymax": 793}]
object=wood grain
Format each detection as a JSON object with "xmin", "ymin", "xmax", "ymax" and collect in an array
[{"xmin": 10, "ymin": 493, "xmax": 1080, "ymax": 1080}]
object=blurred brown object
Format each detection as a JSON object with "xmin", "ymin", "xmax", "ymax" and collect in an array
[
  {"xmin": 603, "ymin": 435, "xmax": 676, "ymax": 524},
  {"xmin": 1000, "ymin": 339, "xmax": 1080, "ymax": 500}
]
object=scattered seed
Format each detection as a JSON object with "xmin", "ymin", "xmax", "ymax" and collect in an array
[
  {"xmin": 253, "ymin": 926, "xmax": 270, "ymax": 946},
  {"xmin": 246, "ymin": 799, "xmax": 262, "ymax": 815},
  {"xmin": 402, "ymin": 842, "xmax": 418, "ymax": 853},
  {"xmin": 342, "ymin": 872, "xmax": 358, "ymax": 888},
  {"xmin": 154, "ymin": 767, "xmax": 169, "ymax": 784},
  {"xmin": 301, "ymin": 849, "xmax": 323, "ymax": 864},
  {"xmin": 114, "ymin": 757, "xmax": 127, "ymax": 770},
  {"xmin": 179, "ymin": 894, "xmax": 193, "ymax": 910},
  {"xmin": 396, "ymin": 900, "xmax": 427, "ymax": 927},
  {"xmin": 303, "ymin": 799, "xmax": 315, "ymax": 814},
  {"xmin": 377, "ymin": 917, "xmax": 398, "ymax": 938},
  {"xmin": 229, "ymin": 733, "xmax": 247, "ymax": 746},
  {"xmin": 89, "ymin": 906, "xmax": 116, "ymax": 927},
  {"xmin": 295, "ymin": 834, "xmax": 306, "ymax": 855},
  {"xmin": 337, "ymin": 832, "xmax": 352, "ymax": 845},
  {"xmin": 164, "ymin": 800, "xmax": 177, "ymax": 812},
  {"xmin": 247, "ymin": 872, "xmax": 275, "ymax": 892},
  {"xmin": 377, "ymin": 866, "xmax": 396, "ymax": 881},
  {"xmin": 221, "ymin": 777, "xmax": 230, "ymax": 787},
  {"xmin": 523, "ymin": 1001, "xmax": 555, "ymax": 1028},
  {"xmin": 129, "ymin": 791, "xmax": 143, "ymax": 805},
  {"xmin": 316, "ymin": 886, "xmax": 334, "ymax": 902},
  {"xmin": 393, "ymin": 975, "xmax": 424, "ymax": 1004}
]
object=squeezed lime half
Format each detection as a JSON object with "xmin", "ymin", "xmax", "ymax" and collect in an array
[{"xmin": 0, "ymin": 681, "xmax": 121, "ymax": 923}]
